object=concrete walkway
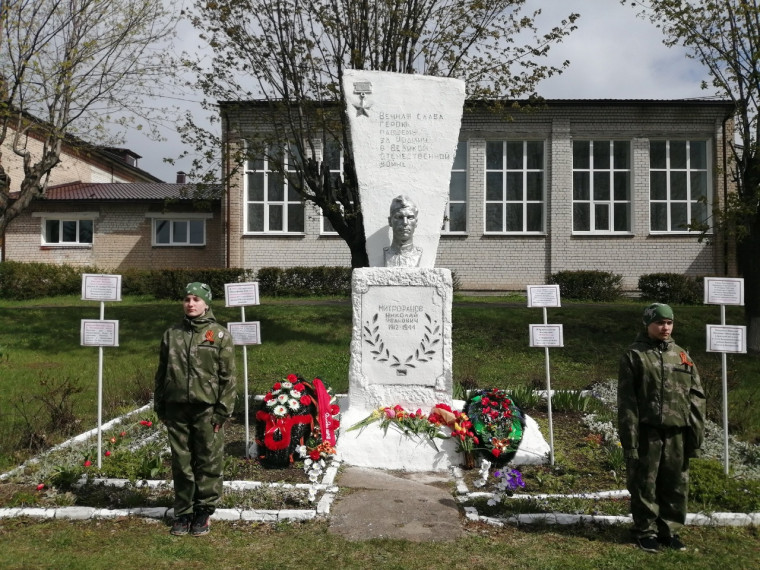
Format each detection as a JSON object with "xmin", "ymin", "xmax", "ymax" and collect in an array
[{"xmin": 328, "ymin": 467, "xmax": 464, "ymax": 542}]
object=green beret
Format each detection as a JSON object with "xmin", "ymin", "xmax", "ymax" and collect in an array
[
  {"xmin": 642, "ymin": 303, "xmax": 674, "ymax": 326},
  {"xmin": 185, "ymin": 282, "xmax": 212, "ymax": 305}
]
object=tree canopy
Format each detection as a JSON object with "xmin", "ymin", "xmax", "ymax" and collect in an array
[
  {"xmin": 182, "ymin": 0, "xmax": 579, "ymax": 267},
  {"xmin": 623, "ymin": 0, "xmax": 760, "ymax": 350},
  {"xmin": 0, "ymin": 0, "xmax": 176, "ymax": 235}
]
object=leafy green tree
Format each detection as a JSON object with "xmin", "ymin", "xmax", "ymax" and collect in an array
[
  {"xmin": 182, "ymin": 0, "xmax": 579, "ymax": 267},
  {"xmin": 623, "ymin": 0, "xmax": 760, "ymax": 351},
  {"xmin": 0, "ymin": 0, "xmax": 175, "ymax": 236}
]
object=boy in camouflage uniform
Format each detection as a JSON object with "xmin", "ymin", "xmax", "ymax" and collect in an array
[
  {"xmin": 154, "ymin": 282, "xmax": 237, "ymax": 536},
  {"xmin": 618, "ymin": 303, "xmax": 705, "ymax": 553}
]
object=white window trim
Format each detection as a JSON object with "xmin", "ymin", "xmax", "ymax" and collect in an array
[
  {"xmin": 571, "ymin": 140, "xmax": 633, "ymax": 235},
  {"xmin": 483, "ymin": 140, "xmax": 546, "ymax": 235},
  {"xmin": 243, "ymin": 146, "xmax": 305, "ymax": 235},
  {"xmin": 33, "ymin": 212, "xmax": 97, "ymax": 247},
  {"xmin": 648, "ymin": 139, "xmax": 713, "ymax": 235},
  {"xmin": 443, "ymin": 141, "xmax": 468, "ymax": 235},
  {"xmin": 146, "ymin": 213, "xmax": 211, "ymax": 247}
]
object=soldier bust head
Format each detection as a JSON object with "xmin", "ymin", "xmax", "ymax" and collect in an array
[{"xmin": 384, "ymin": 195, "xmax": 422, "ymax": 267}]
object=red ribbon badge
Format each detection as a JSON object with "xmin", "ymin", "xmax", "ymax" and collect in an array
[
  {"xmin": 205, "ymin": 330, "xmax": 214, "ymax": 343},
  {"xmin": 680, "ymin": 351, "xmax": 693, "ymax": 367},
  {"xmin": 312, "ymin": 378, "xmax": 337, "ymax": 446}
]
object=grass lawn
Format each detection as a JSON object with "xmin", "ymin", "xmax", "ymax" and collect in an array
[
  {"xmin": 1, "ymin": 295, "xmax": 758, "ymax": 471},
  {"xmin": 0, "ymin": 518, "xmax": 757, "ymax": 569}
]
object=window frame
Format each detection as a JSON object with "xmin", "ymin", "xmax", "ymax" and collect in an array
[
  {"xmin": 484, "ymin": 140, "xmax": 546, "ymax": 235},
  {"xmin": 571, "ymin": 140, "xmax": 632, "ymax": 235},
  {"xmin": 320, "ymin": 139, "xmax": 349, "ymax": 235},
  {"xmin": 243, "ymin": 144, "xmax": 305, "ymax": 235},
  {"xmin": 649, "ymin": 139, "xmax": 712, "ymax": 234},
  {"xmin": 443, "ymin": 141, "xmax": 468, "ymax": 234},
  {"xmin": 35, "ymin": 212, "xmax": 97, "ymax": 247},
  {"xmin": 145, "ymin": 213, "xmax": 211, "ymax": 247}
]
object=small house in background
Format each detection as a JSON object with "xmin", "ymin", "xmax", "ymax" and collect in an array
[{"xmin": 2, "ymin": 177, "xmax": 223, "ymax": 270}]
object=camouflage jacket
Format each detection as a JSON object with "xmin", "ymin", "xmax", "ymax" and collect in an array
[
  {"xmin": 154, "ymin": 308, "xmax": 237, "ymax": 425},
  {"xmin": 618, "ymin": 332, "xmax": 705, "ymax": 458}
]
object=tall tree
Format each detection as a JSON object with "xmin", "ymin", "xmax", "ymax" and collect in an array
[
  {"xmin": 182, "ymin": 0, "xmax": 579, "ymax": 267},
  {"xmin": 0, "ymin": 0, "xmax": 175, "ymax": 235},
  {"xmin": 623, "ymin": 0, "xmax": 760, "ymax": 351}
]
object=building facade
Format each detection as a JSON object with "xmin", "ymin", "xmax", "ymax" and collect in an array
[{"xmin": 221, "ymin": 99, "xmax": 736, "ymax": 291}]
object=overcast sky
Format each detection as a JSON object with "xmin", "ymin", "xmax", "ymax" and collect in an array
[{"xmin": 127, "ymin": 0, "xmax": 710, "ymax": 182}]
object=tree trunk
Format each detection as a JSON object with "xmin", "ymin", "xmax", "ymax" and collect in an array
[{"xmin": 737, "ymin": 217, "xmax": 760, "ymax": 353}]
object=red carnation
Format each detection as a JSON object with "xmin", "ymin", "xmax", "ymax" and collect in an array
[
  {"xmin": 491, "ymin": 448, "xmax": 501, "ymax": 458},
  {"xmin": 273, "ymin": 382, "xmax": 282, "ymax": 390},
  {"xmin": 309, "ymin": 449, "xmax": 321, "ymax": 460},
  {"xmin": 294, "ymin": 383, "xmax": 305, "ymax": 392},
  {"xmin": 300, "ymin": 395, "xmax": 312, "ymax": 405},
  {"xmin": 84, "ymin": 460, "xmax": 92, "ymax": 467},
  {"xmin": 105, "ymin": 450, "xmax": 111, "ymax": 457},
  {"xmin": 287, "ymin": 374, "xmax": 298, "ymax": 382},
  {"xmin": 330, "ymin": 404, "xmax": 340, "ymax": 415}
]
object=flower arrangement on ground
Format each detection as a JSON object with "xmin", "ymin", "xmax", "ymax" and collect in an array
[
  {"xmin": 256, "ymin": 374, "xmax": 340, "ymax": 468},
  {"xmin": 464, "ymin": 388, "xmax": 525, "ymax": 464},
  {"xmin": 428, "ymin": 403, "xmax": 479, "ymax": 455},
  {"xmin": 487, "ymin": 467, "xmax": 526, "ymax": 506},
  {"xmin": 347, "ymin": 403, "xmax": 446, "ymax": 450}
]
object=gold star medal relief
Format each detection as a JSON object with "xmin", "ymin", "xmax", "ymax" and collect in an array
[{"xmin": 353, "ymin": 81, "xmax": 372, "ymax": 117}]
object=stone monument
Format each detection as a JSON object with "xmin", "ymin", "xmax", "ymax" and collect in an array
[
  {"xmin": 336, "ymin": 70, "xmax": 549, "ymax": 470},
  {"xmin": 337, "ymin": 71, "xmax": 464, "ymax": 470}
]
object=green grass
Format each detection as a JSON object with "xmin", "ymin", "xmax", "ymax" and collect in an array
[
  {"xmin": 0, "ymin": 518, "xmax": 757, "ymax": 569},
  {"xmin": 0, "ymin": 296, "xmax": 758, "ymax": 472}
]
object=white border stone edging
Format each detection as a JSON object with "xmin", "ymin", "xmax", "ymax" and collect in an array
[{"xmin": 452, "ymin": 466, "xmax": 760, "ymax": 528}]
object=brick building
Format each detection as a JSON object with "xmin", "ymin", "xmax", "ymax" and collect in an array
[{"xmin": 221, "ymin": 99, "xmax": 737, "ymax": 290}]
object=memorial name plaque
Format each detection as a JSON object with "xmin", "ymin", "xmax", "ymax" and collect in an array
[
  {"xmin": 228, "ymin": 322, "xmax": 262, "ymax": 346},
  {"xmin": 225, "ymin": 282, "xmax": 260, "ymax": 307},
  {"xmin": 706, "ymin": 325, "xmax": 747, "ymax": 353},
  {"xmin": 529, "ymin": 324, "xmax": 564, "ymax": 348},
  {"xmin": 361, "ymin": 286, "xmax": 442, "ymax": 384},
  {"xmin": 81, "ymin": 320, "xmax": 119, "ymax": 347},
  {"xmin": 527, "ymin": 285, "xmax": 561, "ymax": 308},
  {"xmin": 82, "ymin": 274, "xmax": 122, "ymax": 302},
  {"xmin": 704, "ymin": 277, "xmax": 744, "ymax": 306}
]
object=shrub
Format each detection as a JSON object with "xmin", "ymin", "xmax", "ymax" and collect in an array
[
  {"xmin": 689, "ymin": 458, "xmax": 760, "ymax": 512},
  {"xmin": 255, "ymin": 266, "xmax": 352, "ymax": 296},
  {"xmin": 549, "ymin": 270, "xmax": 622, "ymax": 301},
  {"xmin": 638, "ymin": 272, "xmax": 703, "ymax": 304},
  {"xmin": 0, "ymin": 261, "xmax": 102, "ymax": 299}
]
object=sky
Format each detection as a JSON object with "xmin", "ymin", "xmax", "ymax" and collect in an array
[{"xmin": 127, "ymin": 0, "xmax": 710, "ymax": 182}]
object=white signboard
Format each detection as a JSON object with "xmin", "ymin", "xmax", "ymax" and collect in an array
[
  {"xmin": 228, "ymin": 321, "xmax": 262, "ymax": 346},
  {"xmin": 529, "ymin": 324, "xmax": 564, "ymax": 347},
  {"xmin": 706, "ymin": 325, "xmax": 747, "ymax": 354},
  {"xmin": 225, "ymin": 282, "xmax": 260, "ymax": 307},
  {"xmin": 81, "ymin": 274, "xmax": 122, "ymax": 302},
  {"xmin": 527, "ymin": 285, "xmax": 561, "ymax": 308},
  {"xmin": 80, "ymin": 320, "xmax": 120, "ymax": 347},
  {"xmin": 704, "ymin": 277, "xmax": 744, "ymax": 306}
]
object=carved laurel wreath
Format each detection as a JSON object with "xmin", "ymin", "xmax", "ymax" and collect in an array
[{"xmin": 363, "ymin": 312, "xmax": 440, "ymax": 369}]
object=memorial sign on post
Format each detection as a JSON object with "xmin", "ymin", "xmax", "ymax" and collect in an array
[
  {"xmin": 225, "ymin": 282, "xmax": 261, "ymax": 458},
  {"xmin": 703, "ymin": 277, "xmax": 745, "ymax": 474},
  {"xmin": 527, "ymin": 285, "xmax": 562, "ymax": 465},
  {"xmin": 81, "ymin": 274, "xmax": 122, "ymax": 468}
]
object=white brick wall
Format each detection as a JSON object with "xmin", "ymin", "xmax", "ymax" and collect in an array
[{"xmin": 223, "ymin": 100, "xmax": 736, "ymax": 290}]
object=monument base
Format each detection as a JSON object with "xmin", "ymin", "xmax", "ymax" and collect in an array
[{"xmin": 336, "ymin": 399, "xmax": 550, "ymax": 472}]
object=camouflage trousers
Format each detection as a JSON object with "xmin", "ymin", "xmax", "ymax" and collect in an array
[
  {"xmin": 164, "ymin": 404, "xmax": 225, "ymax": 517},
  {"xmin": 626, "ymin": 424, "xmax": 689, "ymax": 538}
]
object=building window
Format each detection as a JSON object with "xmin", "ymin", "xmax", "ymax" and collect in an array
[
  {"xmin": 485, "ymin": 140, "xmax": 544, "ymax": 233},
  {"xmin": 572, "ymin": 140, "xmax": 631, "ymax": 233},
  {"xmin": 321, "ymin": 139, "xmax": 346, "ymax": 235},
  {"xmin": 245, "ymin": 145, "xmax": 305, "ymax": 233},
  {"xmin": 650, "ymin": 140, "xmax": 710, "ymax": 232},
  {"xmin": 42, "ymin": 217, "xmax": 93, "ymax": 245},
  {"xmin": 444, "ymin": 141, "xmax": 467, "ymax": 233},
  {"xmin": 153, "ymin": 219, "xmax": 205, "ymax": 246}
]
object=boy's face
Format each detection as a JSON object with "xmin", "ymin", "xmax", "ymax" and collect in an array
[
  {"xmin": 183, "ymin": 294, "xmax": 208, "ymax": 318},
  {"xmin": 647, "ymin": 318, "xmax": 673, "ymax": 341}
]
